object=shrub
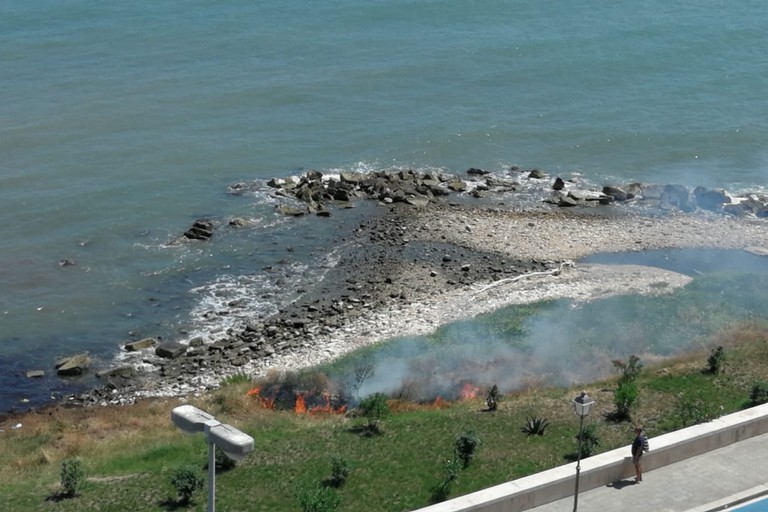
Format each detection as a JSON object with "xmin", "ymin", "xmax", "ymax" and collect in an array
[
  {"xmin": 613, "ymin": 355, "xmax": 643, "ymax": 383},
  {"xmin": 750, "ymin": 382, "xmax": 768, "ymax": 406},
  {"xmin": 328, "ymin": 455, "xmax": 349, "ymax": 487},
  {"xmin": 676, "ymin": 395, "xmax": 720, "ymax": 427},
  {"xmin": 359, "ymin": 392, "xmax": 391, "ymax": 433},
  {"xmin": 60, "ymin": 458, "xmax": 85, "ymax": 498},
  {"xmin": 431, "ymin": 458, "xmax": 462, "ymax": 503},
  {"xmin": 297, "ymin": 485, "xmax": 341, "ymax": 512},
  {"xmin": 454, "ymin": 431, "xmax": 481, "ymax": 468},
  {"xmin": 221, "ymin": 372, "xmax": 253, "ymax": 387},
  {"xmin": 486, "ymin": 384, "xmax": 501, "ymax": 411},
  {"xmin": 521, "ymin": 416, "xmax": 550, "ymax": 436},
  {"xmin": 215, "ymin": 446, "xmax": 237, "ymax": 472},
  {"xmin": 706, "ymin": 346, "xmax": 726, "ymax": 374},
  {"xmin": 614, "ymin": 380, "xmax": 639, "ymax": 421},
  {"xmin": 170, "ymin": 465, "xmax": 204, "ymax": 505},
  {"xmin": 576, "ymin": 424, "xmax": 600, "ymax": 458}
]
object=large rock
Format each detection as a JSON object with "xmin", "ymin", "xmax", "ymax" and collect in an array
[
  {"xmin": 155, "ymin": 342, "xmax": 187, "ymax": 359},
  {"xmin": 660, "ymin": 184, "xmax": 697, "ymax": 212},
  {"xmin": 56, "ymin": 353, "xmax": 91, "ymax": 376},
  {"xmin": 693, "ymin": 186, "xmax": 730, "ymax": 212},
  {"xmin": 183, "ymin": 219, "xmax": 214, "ymax": 241},
  {"xmin": 124, "ymin": 337, "xmax": 157, "ymax": 352}
]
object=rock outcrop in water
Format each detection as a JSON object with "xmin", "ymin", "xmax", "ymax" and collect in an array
[{"xmin": 54, "ymin": 167, "xmax": 768, "ymax": 408}]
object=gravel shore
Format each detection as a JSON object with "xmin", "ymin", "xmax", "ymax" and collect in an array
[{"xmin": 108, "ymin": 200, "xmax": 767, "ymax": 405}]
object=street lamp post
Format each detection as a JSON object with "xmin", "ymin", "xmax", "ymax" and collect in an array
[
  {"xmin": 572, "ymin": 390, "xmax": 595, "ymax": 512},
  {"xmin": 171, "ymin": 405, "xmax": 255, "ymax": 512}
]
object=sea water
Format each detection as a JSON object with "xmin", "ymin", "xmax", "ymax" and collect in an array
[{"xmin": 1, "ymin": 0, "xmax": 767, "ymax": 412}]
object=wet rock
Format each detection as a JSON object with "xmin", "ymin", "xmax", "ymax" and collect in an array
[
  {"xmin": 553, "ymin": 177, "xmax": 565, "ymax": 191},
  {"xmin": 528, "ymin": 169, "xmax": 545, "ymax": 179},
  {"xmin": 693, "ymin": 186, "xmax": 730, "ymax": 212},
  {"xmin": 183, "ymin": 219, "xmax": 214, "ymax": 240},
  {"xmin": 155, "ymin": 342, "xmax": 187, "ymax": 359},
  {"xmin": 602, "ymin": 185, "xmax": 633, "ymax": 202},
  {"xmin": 661, "ymin": 184, "xmax": 696, "ymax": 212},
  {"xmin": 56, "ymin": 353, "xmax": 91, "ymax": 376},
  {"xmin": 26, "ymin": 370, "xmax": 44, "ymax": 378},
  {"xmin": 124, "ymin": 337, "xmax": 156, "ymax": 352}
]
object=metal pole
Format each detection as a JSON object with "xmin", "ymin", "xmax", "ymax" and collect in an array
[
  {"xmin": 573, "ymin": 413, "xmax": 584, "ymax": 512},
  {"xmin": 205, "ymin": 426, "xmax": 216, "ymax": 512}
]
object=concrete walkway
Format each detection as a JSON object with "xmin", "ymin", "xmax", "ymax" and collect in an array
[{"xmin": 526, "ymin": 432, "xmax": 768, "ymax": 512}]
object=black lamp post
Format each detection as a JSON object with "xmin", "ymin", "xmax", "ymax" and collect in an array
[{"xmin": 572, "ymin": 390, "xmax": 595, "ymax": 512}]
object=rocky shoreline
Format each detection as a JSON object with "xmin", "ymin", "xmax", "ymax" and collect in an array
[{"xmin": 58, "ymin": 168, "xmax": 768, "ymax": 408}]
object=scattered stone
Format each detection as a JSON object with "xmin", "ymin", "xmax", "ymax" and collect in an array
[{"xmin": 26, "ymin": 370, "xmax": 44, "ymax": 378}]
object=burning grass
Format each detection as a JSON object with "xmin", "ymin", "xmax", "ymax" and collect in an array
[{"xmin": 2, "ymin": 323, "xmax": 768, "ymax": 511}]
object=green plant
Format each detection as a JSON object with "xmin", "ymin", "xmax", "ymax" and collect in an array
[
  {"xmin": 706, "ymin": 346, "xmax": 726, "ymax": 374},
  {"xmin": 614, "ymin": 380, "xmax": 639, "ymax": 421},
  {"xmin": 297, "ymin": 485, "xmax": 341, "ymax": 512},
  {"xmin": 613, "ymin": 355, "xmax": 643, "ymax": 383},
  {"xmin": 328, "ymin": 455, "xmax": 349, "ymax": 487},
  {"xmin": 454, "ymin": 431, "xmax": 481, "ymax": 468},
  {"xmin": 431, "ymin": 457, "xmax": 462, "ymax": 503},
  {"xmin": 676, "ymin": 395, "xmax": 720, "ymax": 427},
  {"xmin": 750, "ymin": 382, "xmax": 768, "ymax": 405},
  {"xmin": 358, "ymin": 392, "xmax": 391, "ymax": 433},
  {"xmin": 215, "ymin": 445, "xmax": 237, "ymax": 472},
  {"xmin": 221, "ymin": 372, "xmax": 253, "ymax": 387},
  {"xmin": 576, "ymin": 424, "xmax": 600, "ymax": 458},
  {"xmin": 486, "ymin": 384, "xmax": 501, "ymax": 411},
  {"xmin": 60, "ymin": 458, "xmax": 85, "ymax": 498},
  {"xmin": 521, "ymin": 416, "xmax": 550, "ymax": 436},
  {"xmin": 170, "ymin": 464, "xmax": 204, "ymax": 505}
]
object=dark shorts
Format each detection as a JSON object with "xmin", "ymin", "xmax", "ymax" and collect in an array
[{"xmin": 632, "ymin": 454, "xmax": 642, "ymax": 465}]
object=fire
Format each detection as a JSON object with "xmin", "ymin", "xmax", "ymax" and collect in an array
[
  {"xmin": 247, "ymin": 386, "xmax": 275, "ymax": 409},
  {"xmin": 295, "ymin": 393, "xmax": 307, "ymax": 414},
  {"xmin": 459, "ymin": 382, "xmax": 480, "ymax": 400},
  {"xmin": 247, "ymin": 386, "xmax": 347, "ymax": 415}
]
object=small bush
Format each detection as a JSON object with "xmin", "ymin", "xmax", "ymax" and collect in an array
[
  {"xmin": 358, "ymin": 392, "xmax": 391, "ymax": 433},
  {"xmin": 430, "ymin": 458, "xmax": 462, "ymax": 503},
  {"xmin": 215, "ymin": 446, "xmax": 237, "ymax": 472},
  {"xmin": 454, "ymin": 431, "xmax": 481, "ymax": 468},
  {"xmin": 297, "ymin": 485, "xmax": 341, "ymax": 512},
  {"xmin": 706, "ymin": 346, "xmax": 726, "ymax": 374},
  {"xmin": 521, "ymin": 416, "xmax": 550, "ymax": 436},
  {"xmin": 171, "ymin": 465, "xmax": 204, "ymax": 505},
  {"xmin": 328, "ymin": 455, "xmax": 349, "ymax": 487},
  {"xmin": 613, "ymin": 380, "xmax": 639, "ymax": 421},
  {"xmin": 486, "ymin": 384, "xmax": 501, "ymax": 411},
  {"xmin": 60, "ymin": 458, "xmax": 85, "ymax": 498},
  {"xmin": 750, "ymin": 382, "xmax": 768, "ymax": 406},
  {"xmin": 221, "ymin": 372, "xmax": 253, "ymax": 387},
  {"xmin": 677, "ymin": 396, "xmax": 720, "ymax": 427},
  {"xmin": 613, "ymin": 355, "xmax": 643, "ymax": 383},
  {"xmin": 576, "ymin": 424, "xmax": 600, "ymax": 458}
]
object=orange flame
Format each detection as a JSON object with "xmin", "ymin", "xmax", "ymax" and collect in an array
[
  {"xmin": 459, "ymin": 383, "xmax": 480, "ymax": 400},
  {"xmin": 309, "ymin": 393, "xmax": 348, "ymax": 415},
  {"xmin": 295, "ymin": 393, "xmax": 307, "ymax": 414},
  {"xmin": 247, "ymin": 387, "xmax": 275, "ymax": 409}
]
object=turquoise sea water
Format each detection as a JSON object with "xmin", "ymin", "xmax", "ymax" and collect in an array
[{"xmin": 1, "ymin": 1, "xmax": 767, "ymax": 412}]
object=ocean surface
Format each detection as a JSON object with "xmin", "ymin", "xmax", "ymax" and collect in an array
[{"xmin": 1, "ymin": 0, "xmax": 767, "ymax": 413}]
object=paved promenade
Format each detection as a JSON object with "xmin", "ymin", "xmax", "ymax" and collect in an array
[{"xmin": 526, "ymin": 432, "xmax": 768, "ymax": 512}]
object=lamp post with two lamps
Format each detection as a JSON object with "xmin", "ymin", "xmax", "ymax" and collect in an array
[
  {"xmin": 572, "ymin": 390, "xmax": 595, "ymax": 512},
  {"xmin": 171, "ymin": 405, "xmax": 255, "ymax": 512}
]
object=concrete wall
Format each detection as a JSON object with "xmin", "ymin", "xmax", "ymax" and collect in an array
[{"xmin": 413, "ymin": 402, "xmax": 768, "ymax": 512}]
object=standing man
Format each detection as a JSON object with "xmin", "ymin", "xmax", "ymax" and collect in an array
[{"xmin": 631, "ymin": 426, "xmax": 650, "ymax": 483}]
